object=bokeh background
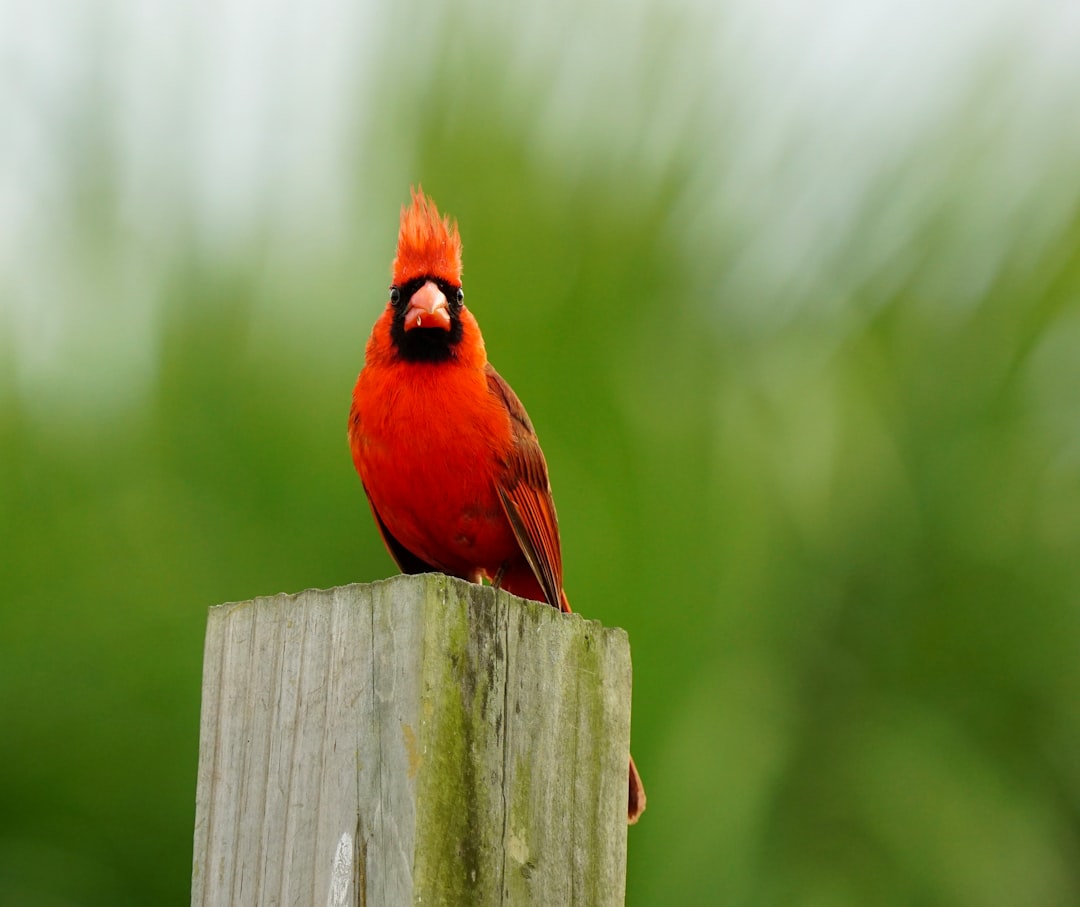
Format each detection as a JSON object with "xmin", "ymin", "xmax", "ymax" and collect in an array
[{"xmin": 4, "ymin": 0, "xmax": 1080, "ymax": 904}]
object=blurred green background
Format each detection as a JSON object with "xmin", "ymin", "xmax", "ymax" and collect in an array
[{"xmin": 4, "ymin": 1, "xmax": 1080, "ymax": 904}]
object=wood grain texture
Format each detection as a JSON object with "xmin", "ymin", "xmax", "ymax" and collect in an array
[{"xmin": 190, "ymin": 574, "xmax": 632, "ymax": 906}]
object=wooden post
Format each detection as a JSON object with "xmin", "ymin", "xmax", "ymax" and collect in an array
[{"xmin": 190, "ymin": 574, "xmax": 632, "ymax": 906}]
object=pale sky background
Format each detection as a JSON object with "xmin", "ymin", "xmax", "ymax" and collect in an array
[{"xmin": 3, "ymin": 0, "xmax": 1080, "ymax": 414}]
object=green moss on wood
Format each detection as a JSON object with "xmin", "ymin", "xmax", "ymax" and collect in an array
[{"xmin": 412, "ymin": 576, "xmax": 503, "ymax": 903}]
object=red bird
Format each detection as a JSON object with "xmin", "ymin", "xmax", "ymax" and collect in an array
[{"xmin": 349, "ymin": 189, "xmax": 645, "ymax": 824}]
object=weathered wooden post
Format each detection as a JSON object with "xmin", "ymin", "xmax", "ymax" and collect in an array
[{"xmin": 190, "ymin": 574, "xmax": 632, "ymax": 906}]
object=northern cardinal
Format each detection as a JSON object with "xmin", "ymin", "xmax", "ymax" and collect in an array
[{"xmin": 348, "ymin": 189, "xmax": 645, "ymax": 824}]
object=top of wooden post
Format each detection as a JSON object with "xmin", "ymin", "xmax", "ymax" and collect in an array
[{"xmin": 191, "ymin": 574, "xmax": 633, "ymax": 906}]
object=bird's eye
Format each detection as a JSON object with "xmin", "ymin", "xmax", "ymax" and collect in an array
[
  {"xmin": 455, "ymin": 288, "xmax": 464, "ymax": 304},
  {"xmin": 389, "ymin": 286, "xmax": 401, "ymax": 305}
]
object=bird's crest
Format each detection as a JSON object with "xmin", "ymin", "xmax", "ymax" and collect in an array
[{"xmin": 392, "ymin": 188, "xmax": 462, "ymax": 286}]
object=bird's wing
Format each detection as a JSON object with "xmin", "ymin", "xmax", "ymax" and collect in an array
[{"xmin": 485, "ymin": 363, "xmax": 567, "ymax": 612}]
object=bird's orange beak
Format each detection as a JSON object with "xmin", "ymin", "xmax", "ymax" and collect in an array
[{"xmin": 403, "ymin": 281, "xmax": 451, "ymax": 331}]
